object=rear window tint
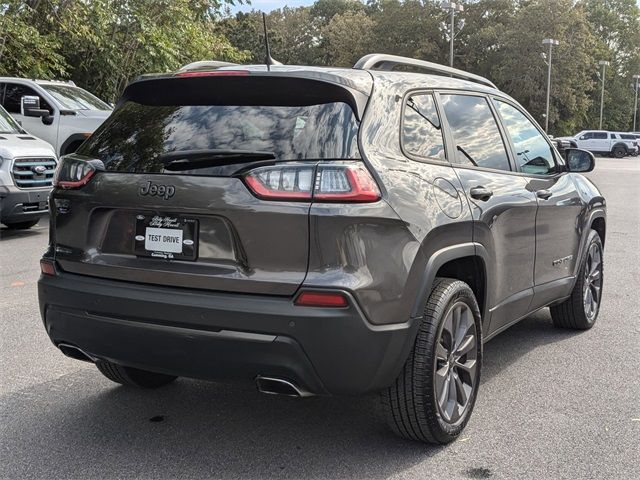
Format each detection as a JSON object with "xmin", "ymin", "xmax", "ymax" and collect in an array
[{"xmin": 78, "ymin": 101, "xmax": 360, "ymax": 174}]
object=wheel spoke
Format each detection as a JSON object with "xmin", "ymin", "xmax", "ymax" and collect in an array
[
  {"xmin": 452, "ymin": 306, "xmax": 462, "ymax": 348},
  {"xmin": 442, "ymin": 309, "xmax": 454, "ymax": 349},
  {"xmin": 437, "ymin": 370, "xmax": 451, "ymax": 415},
  {"xmin": 453, "ymin": 371, "xmax": 468, "ymax": 407},
  {"xmin": 436, "ymin": 342, "xmax": 449, "ymax": 362},
  {"xmin": 445, "ymin": 370, "xmax": 458, "ymax": 421},
  {"xmin": 590, "ymin": 283, "xmax": 601, "ymax": 304},
  {"xmin": 455, "ymin": 358, "xmax": 477, "ymax": 378},
  {"xmin": 456, "ymin": 334, "xmax": 475, "ymax": 356}
]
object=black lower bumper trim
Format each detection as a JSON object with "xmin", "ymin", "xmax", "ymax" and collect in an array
[{"xmin": 39, "ymin": 272, "xmax": 419, "ymax": 395}]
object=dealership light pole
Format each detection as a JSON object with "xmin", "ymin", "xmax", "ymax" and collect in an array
[
  {"xmin": 542, "ymin": 38, "xmax": 559, "ymax": 133},
  {"xmin": 633, "ymin": 74, "xmax": 640, "ymax": 132},
  {"xmin": 598, "ymin": 60, "xmax": 610, "ymax": 130},
  {"xmin": 441, "ymin": 2, "xmax": 464, "ymax": 68}
]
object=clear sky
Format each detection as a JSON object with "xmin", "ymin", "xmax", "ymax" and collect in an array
[{"xmin": 229, "ymin": 1, "xmax": 316, "ymax": 14}]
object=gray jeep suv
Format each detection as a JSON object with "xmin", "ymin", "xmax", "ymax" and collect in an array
[{"xmin": 38, "ymin": 54, "xmax": 606, "ymax": 444}]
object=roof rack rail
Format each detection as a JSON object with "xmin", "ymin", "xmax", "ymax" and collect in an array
[
  {"xmin": 178, "ymin": 60, "xmax": 239, "ymax": 72},
  {"xmin": 353, "ymin": 54, "xmax": 497, "ymax": 89}
]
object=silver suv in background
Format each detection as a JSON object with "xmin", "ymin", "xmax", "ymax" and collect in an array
[{"xmin": 0, "ymin": 78, "xmax": 112, "ymax": 157}]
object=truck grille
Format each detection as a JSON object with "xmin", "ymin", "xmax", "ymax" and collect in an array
[{"xmin": 11, "ymin": 157, "xmax": 57, "ymax": 189}]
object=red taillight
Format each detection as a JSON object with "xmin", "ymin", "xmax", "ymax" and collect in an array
[
  {"xmin": 314, "ymin": 165, "xmax": 380, "ymax": 202},
  {"xmin": 244, "ymin": 163, "xmax": 380, "ymax": 203},
  {"xmin": 40, "ymin": 259, "xmax": 56, "ymax": 276},
  {"xmin": 174, "ymin": 70, "xmax": 250, "ymax": 78},
  {"xmin": 294, "ymin": 291, "xmax": 349, "ymax": 308},
  {"xmin": 54, "ymin": 157, "xmax": 100, "ymax": 189}
]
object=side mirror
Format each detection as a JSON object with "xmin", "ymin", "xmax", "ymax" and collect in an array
[
  {"xmin": 21, "ymin": 96, "xmax": 48, "ymax": 118},
  {"xmin": 565, "ymin": 148, "xmax": 595, "ymax": 173}
]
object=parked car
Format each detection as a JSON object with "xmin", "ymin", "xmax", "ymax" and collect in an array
[
  {"xmin": 0, "ymin": 105, "xmax": 57, "ymax": 229},
  {"xmin": 616, "ymin": 132, "xmax": 639, "ymax": 156},
  {"xmin": 0, "ymin": 78, "xmax": 112, "ymax": 157},
  {"xmin": 556, "ymin": 129, "xmax": 634, "ymax": 157},
  {"xmin": 38, "ymin": 55, "xmax": 606, "ymax": 444}
]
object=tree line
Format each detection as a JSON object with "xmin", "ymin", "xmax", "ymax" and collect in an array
[{"xmin": 1, "ymin": 0, "xmax": 639, "ymax": 135}]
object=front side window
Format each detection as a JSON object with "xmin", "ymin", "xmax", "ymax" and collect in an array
[
  {"xmin": 440, "ymin": 94, "xmax": 511, "ymax": 171},
  {"xmin": 494, "ymin": 100, "xmax": 556, "ymax": 175},
  {"xmin": 41, "ymin": 84, "xmax": 110, "ymax": 111},
  {"xmin": 579, "ymin": 132, "xmax": 592, "ymax": 140},
  {"xmin": 1, "ymin": 83, "xmax": 53, "ymax": 114},
  {"xmin": 402, "ymin": 94, "xmax": 445, "ymax": 161}
]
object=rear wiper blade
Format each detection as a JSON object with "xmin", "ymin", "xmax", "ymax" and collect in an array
[{"xmin": 159, "ymin": 149, "xmax": 276, "ymax": 171}]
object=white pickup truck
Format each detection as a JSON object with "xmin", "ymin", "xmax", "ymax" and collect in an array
[
  {"xmin": 0, "ymin": 78, "xmax": 112, "ymax": 157},
  {"xmin": 556, "ymin": 130, "xmax": 638, "ymax": 157}
]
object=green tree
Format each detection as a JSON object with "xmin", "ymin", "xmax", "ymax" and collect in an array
[
  {"xmin": 583, "ymin": 0, "xmax": 640, "ymax": 131},
  {"xmin": 0, "ymin": 1, "xmax": 66, "ymax": 78},
  {"xmin": 1, "ymin": 0, "xmax": 245, "ymax": 102},
  {"xmin": 322, "ymin": 10, "xmax": 375, "ymax": 66}
]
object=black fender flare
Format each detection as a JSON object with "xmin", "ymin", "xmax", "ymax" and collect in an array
[
  {"xmin": 60, "ymin": 133, "xmax": 89, "ymax": 156},
  {"xmin": 611, "ymin": 142, "xmax": 628, "ymax": 153},
  {"xmin": 571, "ymin": 208, "xmax": 606, "ymax": 282},
  {"xmin": 410, "ymin": 242, "xmax": 491, "ymax": 325}
]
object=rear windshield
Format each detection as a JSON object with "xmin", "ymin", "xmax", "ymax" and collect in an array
[{"xmin": 78, "ymin": 101, "xmax": 360, "ymax": 174}]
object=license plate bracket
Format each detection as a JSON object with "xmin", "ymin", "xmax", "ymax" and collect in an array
[{"xmin": 134, "ymin": 214, "xmax": 198, "ymax": 260}]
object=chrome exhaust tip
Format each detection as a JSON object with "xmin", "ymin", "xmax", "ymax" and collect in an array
[
  {"xmin": 255, "ymin": 376, "xmax": 313, "ymax": 397},
  {"xmin": 57, "ymin": 343, "xmax": 96, "ymax": 363}
]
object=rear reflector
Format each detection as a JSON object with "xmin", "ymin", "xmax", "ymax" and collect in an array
[
  {"xmin": 174, "ymin": 71, "xmax": 250, "ymax": 78},
  {"xmin": 294, "ymin": 291, "xmax": 349, "ymax": 308},
  {"xmin": 40, "ymin": 259, "xmax": 56, "ymax": 276},
  {"xmin": 244, "ymin": 163, "xmax": 380, "ymax": 203}
]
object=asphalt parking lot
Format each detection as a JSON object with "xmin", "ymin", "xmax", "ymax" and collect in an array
[{"xmin": 1, "ymin": 156, "xmax": 638, "ymax": 480}]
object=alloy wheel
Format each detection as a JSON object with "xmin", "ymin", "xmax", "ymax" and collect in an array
[
  {"xmin": 583, "ymin": 242, "xmax": 603, "ymax": 322},
  {"xmin": 434, "ymin": 301, "xmax": 478, "ymax": 424}
]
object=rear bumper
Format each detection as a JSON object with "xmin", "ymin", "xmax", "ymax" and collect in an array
[
  {"xmin": 38, "ymin": 271, "xmax": 418, "ymax": 395},
  {"xmin": 0, "ymin": 185, "xmax": 50, "ymax": 224}
]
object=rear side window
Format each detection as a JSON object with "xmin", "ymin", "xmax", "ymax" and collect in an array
[
  {"xmin": 402, "ymin": 94, "xmax": 445, "ymax": 161},
  {"xmin": 440, "ymin": 94, "xmax": 511, "ymax": 171},
  {"xmin": 593, "ymin": 132, "xmax": 607, "ymax": 139},
  {"xmin": 494, "ymin": 100, "xmax": 556, "ymax": 175},
  {"xmin": 620, "ymin": 134, "xmax": 635, "ymax": 140},
  {"xmin": 79, "ymin": 101, "xmax": 360, "ymax": 174}
]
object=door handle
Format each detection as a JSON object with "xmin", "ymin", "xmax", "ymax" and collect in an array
[
  {"xmin": 469, "ymin": 186, "xmax": 493, "ymax": 201},
  {"xmin": 536, "ymin": 189, "xmax": 553, "ymax": 200}
]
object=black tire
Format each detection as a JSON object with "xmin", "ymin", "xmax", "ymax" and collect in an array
[
  {"xmin": 550, "ymin": 230, "xmax": 604, "ymax": 330},
  {"xmin": 381, "ymin": 278, "xmax": 482, "ymax": 444},
  {"xmin": 96, "ymin": 360, "xmax": 177, "ymax": 388},
  {"xmin": 612, "ymin": 146, "xmax": 626, "ymax": 158},
  {"xmin": 3, "ymin": 219, "xmax": 39, "ymax": 230}
]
